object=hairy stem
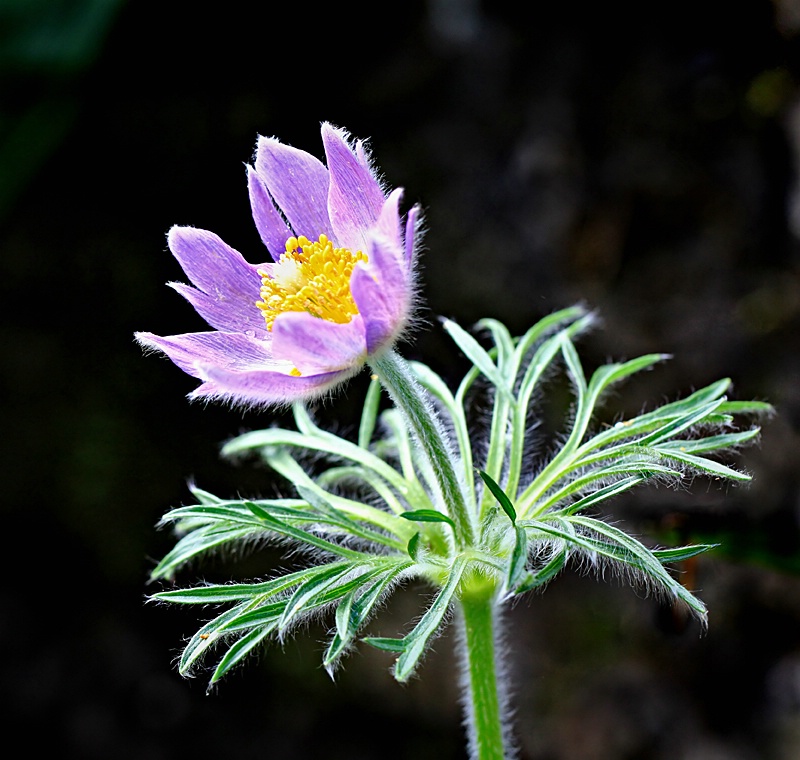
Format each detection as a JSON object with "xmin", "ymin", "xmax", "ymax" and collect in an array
[
  {"xmin": 370, "ymin": 349, "xmax": 475, "ymax": 547},
  {"xmin": 458, "ymin": 576, "xmax": 510, "ymax": 760}
]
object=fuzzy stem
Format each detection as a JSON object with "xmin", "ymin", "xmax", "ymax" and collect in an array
[
  {"xmin": 369, "ymin": 349, "xmax": 475, "ymax": 547},
  {"xmin": 458, "ymin": 576, "xmax": 509, "ymax": 760}
]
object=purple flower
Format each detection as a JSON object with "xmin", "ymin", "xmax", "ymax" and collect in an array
[{"xmin": 136, "ymin": 124, "xmax": 420, "ymax": 407}]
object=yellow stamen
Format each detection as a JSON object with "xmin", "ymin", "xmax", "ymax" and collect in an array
[{"xmin": 256, "ymin": 234, "xmax": 367, "ymax": 330}]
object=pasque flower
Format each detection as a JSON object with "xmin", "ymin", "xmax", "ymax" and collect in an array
[{"xmin": 136, "ymin": 124, "xmax": 419, "ymax": 406}]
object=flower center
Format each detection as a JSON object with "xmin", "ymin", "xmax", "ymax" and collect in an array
[{"xmin": 256, "ymin": 234, "xmax": 367, "ymax": 330}]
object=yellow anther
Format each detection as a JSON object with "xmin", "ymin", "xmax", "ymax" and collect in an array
[{"xmin": 256, "ymin": 234, "xmax": 367, "ymax": 330}]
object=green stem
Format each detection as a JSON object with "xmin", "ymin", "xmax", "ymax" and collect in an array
[
  {"xmin": 370, "ymin": 349, "xmax": 475, "ymax": 547},
  {"xmin": 459, "ymin": 576, "xmax": 508, "ymax": 760}
]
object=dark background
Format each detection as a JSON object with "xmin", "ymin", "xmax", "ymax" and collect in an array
[{"xmin": 3, "ymin": 1, "xmax": 800, "ymax": 758}]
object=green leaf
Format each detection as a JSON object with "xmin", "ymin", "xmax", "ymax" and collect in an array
[
  {"xmin": 581, "ymin": 378, "xmax": 732, "ymax": 451},
  {"xmin": 638, "ymin": 399, "xmax": 726, "ymax": 447},
  {"xmin": 587, "ymin": 354, "xmax": 668, "ymax": 401},
  {"xmin": 209, "ymin": 626, "xmax": 274, "ymax": 685},
  {"xmin": 652, "ymin": 544, "xmax": 718, "ymax": 563},
  {"xmin": 407, "ymin": 532, "xmax": 422, "ymax": 560},
  {"xmin": 164, "ymin": 504, "xmax": 265, "ymax": 528},
  {"xmin": 479, "ymin": 387, "xmax": 515, "ymax": 519},
  {"xmin": 393, "ymin": 554, "xmax": 468, "ymax": 682},
  {"xmin": 223, "ymin": 427, "xmax": 414, "ymax": 502},
  {"xmin": 363, "ymin": 636, "xmax": 407, "ymax": 652},
  {"xmin": 505, "ymin": 525, "xmax": 529, "ymax": 593},
  {"xmin": 334, "ymin": 587, "xmax": 358, "ymax": 641},
  {"xmin": 515, "ymin": 546, "xmax": 568, "ymax": 594},
  {"xmin": 653, "ymin": 447, "xmax": 751, "ymax": 482},
  {"xmin": 220, "ymin": 601, "xmax": 302, "ymax": 633},
  {"xmin": 222, "ymin": 571, "xmax": 391, "ymax": 638},
  {"xmin": 278, "ymin": 564, "xmax": 354, "ymax": 631},
  {"xmin": 657, "ymin": 428, "xmax": 760, "ymax": 455},
  {"xmin": 717, "ymin": 400, "xmax": 774, "ymax": 417},
  {"xmin": 515, "ymin": 313, "xmax": 595, "ymax": 412},
  {"xmin": 400, "ymin": 510, "xmax": 456, "ymax": 529},
  {"xmin": 178, "ymin": 601, "xmax": 269, "ymax": 675},
  {"xmin": 291, "ymin": 401, "xmax": 321, "ymax": 436},
  {"xmin": 295, "ymin": 487, "xmax": 359, "ymax": 530},
  {"xmin": 568, "ymin": 516, "xmax": 709, "ymax": 621},
  {"xmin": 162, "ymin": 499, "xmax": 316, "ymax": 524},
  {"xmin": 560, "ymin": 475, "xmax": 646, "ymax": 515},
  {"xmin": 268, "ymin": 448, "xmax": 420, "ymax": 538},
  {"xmin": 505, "ymin": 313, "xmax": 596, "ymax": 502},
  {"xmin": 478, "ymin": 470, "xmax": 516, "ymax": 524},
  {"xmin": 150, "ymin": 525, "xmax": 255, "ymax": 580},
  {"xmin": 512, "ymin": 306, "xmax": 592, "ymax": 374},
  {"xmin": 410, "ymin": 359, "xmax": 474, "ymax": 489},
  {"xmin": 442, "ymin": 318, "xmax": 515, "ymax": 401},
  {"xmin": 475, "ymin": 318, "xmax": 515, "ymax": 371},
  {"xmin": 226, "ymin": 563, "xmax": 411, "ymax": 637},
  {"xmin": 524, "ymin": 461, "xmax": 681, "ymax": 518},
  {"xmin": 315, "ymin": 465, "xmax": 409, "ymax": 519},
  {"xmin": 240, "ymin": 508, "xmax": 366, "ymax": 560},
  {"xmin": 560, "ymin": 337, "xmax": 587, "ymax": 396},
  {"xmin": 546, "ymin": 337, "xmax": 590, "ymax": 457},
  {"xmin": 380, "ymin": 407, "xmax": 420, "ymax": 483},
  {"xmin": 244, "ymin": 500, "xmax": 273, "ymax": 521},
  {"xmin": 524, "ymin": 516, "xmax": 708, "ymax": 623},
  {"xmin": 359, "ymin": 373, "xmax": 383, "ymax": 448},
  {"xmin": 188, "ymin": 484, "xmax": 224, "ymax": 505},
  {"xmin": 324, "ymin": 570, "xmax": 404, "ymax": 671},
  {"xmin": 151, "ymin": 567, "xmax": 327, "ymax": 605}
]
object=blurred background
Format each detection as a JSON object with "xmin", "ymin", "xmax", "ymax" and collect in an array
[{"xmin": 2, "ymin": 1, "xmax": 800, "ymax": 758}]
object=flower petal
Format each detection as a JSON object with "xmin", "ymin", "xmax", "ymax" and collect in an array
[
  {"xmin": 168, "ymin": 225, "xmax": 262, "ymax": 304},
  {"xmin": 375, "ymin": 187, "xmax": 404, "ymax": 250},
  {"xmin": 169, "ymin": 283, "xmax": 268, "ymax": 339},
  {"xmin": 135, "ymin": 330, "xmax": 280, "ymax": 378},
  {"xmin": 190, "ymin": 365, "xmax": 351, "ymax": 406},
  {"xmin": 248, "ymin": 166, "xmax": 292, "ymax": 259},
  {"xmin": 254, "ymin": 135, "xmax": 331, "ymax": 241},
  {"xmin": 405, "ymin": 203, "xmax": 422, "ymax": 267},
  {"xmin": 351, "ymin": 235, "xmax": 409, "ymax": 354},
  {"xmin": 322, "ymin": 123, "xmax": 386, "ymax": 252},
  {"xmin": 271, "ymin": 312, "xmax": 367, "ymax": 375}
]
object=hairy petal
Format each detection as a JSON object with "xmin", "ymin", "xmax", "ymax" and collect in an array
[
  {"xmin": 355, "ymin": 139, "xmax": 373, "ymax": 173},
  {"xmin": 168, "ymin": 283, "xmax": 267, "ymax": 339},
  {"xmin": 247, "ymin": 166, "xmax": 292, "ymax": 259},
  {"xmin": 375, "ymin": 187, "xmax": 404, "ymax": 251},
  {"xmin": 352, "ymin": 235, "xmax": 408, "ymax": 353},
  {"xmin": 134, "ymin": 331, "xmax": 280, "ymax": 378},
  {"xmin": 254, "ymin": 136, "xmax": 331, "ymax": 241},
  {"xmin": 168, "ymin": 226, "xmax": 262, "ymax": 303},
  {"xmin": 271, "ymin": 312, "xmax": 367, "ymax": 375},
  {"xmin": 191, "ymin": 364, "xmax": 351, "ymax": 406},
  {"xmin": 323, "ymin": 124, "xmax": 386, "ymax": 252},
  {"xmin": 404, "ymin": 204, "xmax": 421, "ymax": 267}
]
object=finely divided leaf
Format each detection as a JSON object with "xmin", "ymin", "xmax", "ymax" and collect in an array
[
  {"xmin": 393, "ymin": 555, "xmax": 468, "ymax": 681},
  {"xmin": 210, "ymin": 626, "xmax": 274, "ymax": 685},
  {"xmin": 515, "ymin": 545, "xmax": 568, "ymax": 594},
  {"xmin": 442, "ymin": 318, "xmax": 514, "ymax": 400}
]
